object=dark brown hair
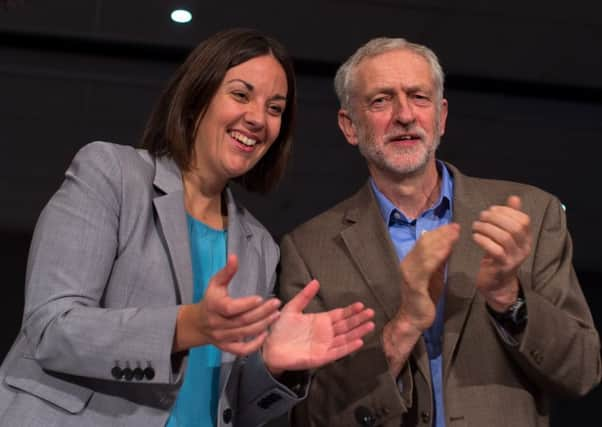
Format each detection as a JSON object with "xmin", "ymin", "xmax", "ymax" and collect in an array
[{"xmin": 141, "ymin": 28, "xmax": 296, "ymax": 193}]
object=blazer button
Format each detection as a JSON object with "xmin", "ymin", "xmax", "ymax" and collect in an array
[
  {"xmin": 123, "ymin": 367, "xmax": 134, "ymax": 381},
  {"xmin": 133, "ymin": 367, "xmax": 144, "ymax": 381},
  {"xmin": 354, "ymin": 406, "xmax": 375, "ymax": 426},
  {"xmin": 144, "ymin": 366, "xmax": 156, "ymax": 380},
  {"xmin": 111, "ymin": 366, "xmax": 123, "ymax": 380},
  {"xmin": 222, "ymin": 408, "xmax": 233, "ymax": 424},
  {"xmin": 530, "ymin": 349, "xmax": 543, "ymax": 365},
  {"xmin": 420, "ymin": 410, "xmax": 430, "ymax": 424}
]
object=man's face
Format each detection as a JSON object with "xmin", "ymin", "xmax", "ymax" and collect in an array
[{"xmin": 339, "ymin": 49, "xmax": 448, "ymax": 180}]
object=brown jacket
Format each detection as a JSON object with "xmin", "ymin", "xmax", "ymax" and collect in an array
[{"xmin": 278, "ymin": 164, "xmax": 601, "ymax": 427}]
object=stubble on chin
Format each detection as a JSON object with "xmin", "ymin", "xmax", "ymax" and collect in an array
[{"xmin": 357, "ymin": 126, "xmax": 440, "ymax": 179}]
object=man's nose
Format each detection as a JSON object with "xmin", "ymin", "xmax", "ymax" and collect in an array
[{"xmin": 393, "ymin": 96, "xmax": 416, "ymax": 126}]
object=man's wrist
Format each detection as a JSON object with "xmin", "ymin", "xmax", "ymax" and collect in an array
[
  {"xmin": 487, "ymin": 288, "xmax": 528, "ymax": 335},
  {"xmin": 484, "ymin": 277, "xmax": 520, "ymax": 312}
]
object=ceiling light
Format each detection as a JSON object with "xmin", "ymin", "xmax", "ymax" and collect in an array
[{"xmin": 171, "ymin": 9, "xmax": 192, "ymax": 24}]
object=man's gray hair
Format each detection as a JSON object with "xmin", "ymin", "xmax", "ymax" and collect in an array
[{"xmin": 334, "ymin": 38, "xmax": 445, "ymax": 111}]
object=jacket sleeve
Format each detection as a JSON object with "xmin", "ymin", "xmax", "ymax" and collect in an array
[
  {"xmin": 506, "ymin": 195, "xmax": 601, "ymax": 397},
  {"xmin": 277, "ymin": 233, "xmax": 407, "ymax": 427},
  {"xmin": 224, "ymin": 237, "xmax": 309, "ymax": 426},
  {"xmin": 21, "ymin": 142, "xmax": 181, "ymax": 384}
]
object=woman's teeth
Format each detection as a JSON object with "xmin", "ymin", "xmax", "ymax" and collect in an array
[{"xmin": 231, "ymin": 131, "xmax": 257, "ymax": 147}]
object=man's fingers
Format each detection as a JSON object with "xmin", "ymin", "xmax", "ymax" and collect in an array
[
  {"xmin": 507, "ymin": 195, "xmax": 522, "ymax": 211},
  {"xmin": 472, "ymin": 232, "xmax": 506, "ymax": 261},
  {"xmin": 472, "ymin": 221, "xmax": 517, "ymax": 251},
  {"xmin": 283, "ymin": 279, "xmax": 320, "ymax": 313},
  {"xmin": 404, "ymin": 222, "xmax": 460, "ymax": 277}
]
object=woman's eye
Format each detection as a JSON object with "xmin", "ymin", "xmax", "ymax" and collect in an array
[
  {"xmin": 232, "ymin": 91, "xmax": 248, "ymax": 101},
  {"xmin": 268, "ymin": 104, "xmax": 284, "ymax": 115}
]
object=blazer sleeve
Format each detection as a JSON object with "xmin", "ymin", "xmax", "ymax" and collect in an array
[
  {"xmin": 21, "ymin": 142, "xmax": 181, "ymax": 384},
  {"xmin": 505, "ymin": 195, "xmax": 601, "ymax": 397},
  {"xmin": 278, "ymin": 233, "xmax": 407, "ymax": 427},
  {"xmin": 220, "ymin": 234, "xmax": 309, "ymax": 426}
]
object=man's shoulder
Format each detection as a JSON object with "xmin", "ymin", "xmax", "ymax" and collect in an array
[
  {"xmin": 285, "ymin": 184, "xmax": 369, "ymax": 240},
  {"xmin": 449, "ymin": 163, "xmax": 556, "ymax": 204}
]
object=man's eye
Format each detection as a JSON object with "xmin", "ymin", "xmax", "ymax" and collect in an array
[{"xmin": 413, "ymin": 94, "xmax": 431, "ymax": 103}]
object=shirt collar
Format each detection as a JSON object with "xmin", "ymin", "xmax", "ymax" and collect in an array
[{"xmin": 370, "ymin": 160, "xmax": 454, "ymax": 225}]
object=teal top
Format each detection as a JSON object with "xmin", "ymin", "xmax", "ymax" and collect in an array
[{"xmin": 166, "ymin": 215, "xmax": 226, "ymax": 427}]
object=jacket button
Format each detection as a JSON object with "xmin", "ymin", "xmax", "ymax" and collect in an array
[
  {"xmin": 420, "ymin": 410, "xmax": 430, "ymax": 423},
  {"xmin": 133, "ymin": 367, "xmax": 144, "ymax": 380},
  {"xmin": 354, "ymin": 406, "xmax": 376, "ymax": 426},
  {"xmin": 123, "ymin": 367, "xmax": 134, "ymax": 381},
  {"xmin": 111, "ymin": 366, "xmax": 123, "ymax": 380},
  {"xmin": 530, "ymin": 349, "xmax": 543, "ymax": 365},
  {"xmin": 222, "ymin": 408, "xmax": 233, "ymax": 424},
  {"xmin": 144, "ymin": 366, "xmax": 155, "ymax": 380}
]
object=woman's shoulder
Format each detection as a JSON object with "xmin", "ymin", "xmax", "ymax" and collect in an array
[{"xmin": 71, "ymin": 141, "xmax": 156, "ymax": 188}]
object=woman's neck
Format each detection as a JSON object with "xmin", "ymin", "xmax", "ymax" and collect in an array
[{"xmin": 182, "ymin": 171, "xmax": 227, "ymax": 230}]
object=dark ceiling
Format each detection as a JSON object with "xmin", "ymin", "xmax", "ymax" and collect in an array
[{"xmin": 2, "ymin": 0, "xmax": 602, "ymax": 90}]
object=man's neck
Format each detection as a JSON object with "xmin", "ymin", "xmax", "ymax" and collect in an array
[{"xmin": 371, "ymin": 160, "xmax": 441, "ymax": 220}]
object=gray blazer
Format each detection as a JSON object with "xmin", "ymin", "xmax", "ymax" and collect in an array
[{"xmin": 0, "ymin": 142, "xmax": 302, "ymax": 427}]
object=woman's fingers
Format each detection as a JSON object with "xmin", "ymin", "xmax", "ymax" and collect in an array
[{"xmin": 220, "ymin": 331, "xmax": 269, "ymax": 356}]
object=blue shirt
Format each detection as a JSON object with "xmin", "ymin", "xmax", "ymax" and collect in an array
[
  {"xmin": 166, "ymin": 215, "xmax": 226, "ymax": 427},
  {"xmin": 371, "ymin": 161, "xmax": 454, "ymax": 427}
]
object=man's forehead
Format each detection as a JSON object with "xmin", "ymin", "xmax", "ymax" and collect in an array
[{"xmin": 353, "ymin": 49, "xmax": 434, "ymax": 92}]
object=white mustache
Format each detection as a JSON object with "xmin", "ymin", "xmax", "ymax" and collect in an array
[{"xmin": 384, "ymin": 126, "xmax": 427, "ymax": 142}]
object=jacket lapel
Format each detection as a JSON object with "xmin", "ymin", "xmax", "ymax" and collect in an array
[
  {"xmin": 224, "ymin": 188, "xmax": 259, "ymax": 300},
  {"xmin": 339, "ymin": 184, "xmax": 402, "ymax": 321},
  {"xmin": 220, "ymin": 188, "xmax": 259, "ymax": 366},
  {"xmin": 151, "ymin": 155, "xmax": 194, "ymax": 305},
  {"xmin": 443, "ymin": 164, "xmax": 483, "ymax": 381},
  {"xmin": 339, "ymin": 184, "xmax": 431, "ymax": 382}
]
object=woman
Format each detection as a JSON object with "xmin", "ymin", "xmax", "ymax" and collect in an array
[{"xmin": 0, "ymin": 29, "xmax": 374, "ymax": 427}]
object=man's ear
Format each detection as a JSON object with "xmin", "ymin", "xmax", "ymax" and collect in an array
[
  {"xmin": 337, "ymin": 109, "xmax": 359, "ymax": 146},
  {"xmin": 438, "ymin": 98, "xmax": 449, "ymax": 137}
]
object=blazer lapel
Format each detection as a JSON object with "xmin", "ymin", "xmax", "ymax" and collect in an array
[
  {"xmin": 221, "ymin": 188, "xmax": 259, "ymax": 366},
  {"xmin": 151, "ymin": 156, "xmax": 194, "ymax": 305},
  {"xmin": 339, "ymin": 184, "xmax": 402, "ymax": 321},
  {"xmin": 339, "ymin": 184, "xmax": 431, "ymax": 382},
  {"xmin": 443, "ymin": 164, "xmax": 484, "ymax": 381},
  {"xmin": 224, "ymin": 188, "xmax": 259, "ymax": 300}
]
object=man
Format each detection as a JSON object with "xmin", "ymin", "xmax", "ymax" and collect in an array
[{"xmin": 278, "ymin": 37, "xmax": 601, "ymax": 426}]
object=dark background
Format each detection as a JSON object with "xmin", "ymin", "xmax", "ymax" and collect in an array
[{"xmin": 1, "ymin": 0, "xmax": 600, "ymax": 424}]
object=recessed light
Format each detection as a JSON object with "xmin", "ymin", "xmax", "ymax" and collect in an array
[{"xmin": 171, "ymin": 9, "xmax": 192, "ymax": 24}]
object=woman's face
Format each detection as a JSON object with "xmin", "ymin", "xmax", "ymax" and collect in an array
[{"xmin": 192, "ymin": 54, "xmax": 288, "ymax": 184}]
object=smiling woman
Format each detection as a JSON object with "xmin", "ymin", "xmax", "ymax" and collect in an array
[{"xmin": 0, "ymin": 28, "xmax": 375, "ymax": 427}]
